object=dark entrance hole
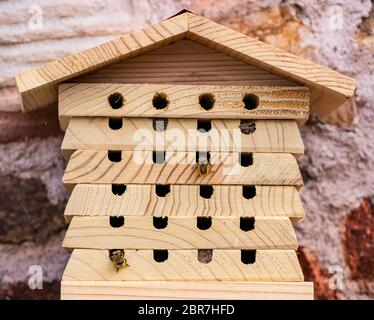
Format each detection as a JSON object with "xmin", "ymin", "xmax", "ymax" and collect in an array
[
  {"xmin": 239, "ymin": 152, "xmax": 253, "ymax": 167},
  {"xmin": 108, "ymin": 150, "xmax": 122, "ymax": 162},
  {"xmin": 108, "ymin": 117, "xmax": 123, "ymax": 130},
  {"xmin": 242, "ymin": 185, "xmax": 256, "ymax": 199},
  {"xmin": 153, "ymin": 217, "xmax": 168, "ymax": 229},
  {"xmin": 198, "ymin": 93, "xmax": 215, "ymax": 110},
  {"xmin": 153, "ymin": 250, "xmax": 168, "ymax": 262},
  {"xmin": 197, "ymin": 217, "xmax": 212, "ymax": 230},
  {"xmin": 155, "ymin": 184, "xmax": 170, "ymax": 197},
  {"xmin": 108, "ymin": 92, "xmax": 124, "ymax": 109},
  {"xmin": 199, "ymin": 185, "xmax": 214, "ymax": 199},
  {"xmin": 152, "ymin": 92, "xmax": 169, "ymax": 110},
  {"xmin": 241, "ymin": 250, "xmax": 256, "ymax": 264},
  {"xmin": 243, "ymin": 93, "xmax": 259, "ymax": 110},
  {"xmin": 240, "ymin": 217, "xmax": 255, "ymax": 231},
  {"xmin": 112, "ymin": 184, "xmax": 127, "ymax": 196},
  {"xmin": 110, "ymin": 216, "xmax": 125, "ymax": 228}
]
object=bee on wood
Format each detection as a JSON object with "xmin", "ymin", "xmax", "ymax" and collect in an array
[
  {"xmin": 197, "ymin": 152, "xmax": 211, "ymax": 176},
  {"xmin": 109, "ymin": 249, "xmax": 129, "ymax": 271},
  {"xmin": 198, "ymin": 162, "xmax": 210, "ymax": 176}
]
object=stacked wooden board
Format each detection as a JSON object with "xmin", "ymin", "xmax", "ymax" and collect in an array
[{"xmin": 58, "ymin": 82, "xmax": 314, "ymax": 299}]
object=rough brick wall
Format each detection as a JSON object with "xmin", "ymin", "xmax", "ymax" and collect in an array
[{"xmin": 0, "ymin": 0, "xmax": 373, "ymax": 299}]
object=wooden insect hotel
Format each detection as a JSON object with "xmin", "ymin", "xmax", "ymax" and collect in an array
[{"xmin": 16, "ymin": 10, "xmax": 355, "ymax": 300}]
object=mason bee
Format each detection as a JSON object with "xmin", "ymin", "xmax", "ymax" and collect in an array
[
  {"xmin": 198, "ymin": 162, "xmax": 210, "ymax": 176},
  {"xmin": 197, "ymin": 152, "xmax": 210, "ymax": 176},
  {"xmin": 109, "ymin": 249, "xmax": 129, "ymax": 271}
]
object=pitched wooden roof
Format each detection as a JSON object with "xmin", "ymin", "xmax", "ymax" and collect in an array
[{"xmin": 15, "ymin": 10, "xmax": 355, "ymax": 117}]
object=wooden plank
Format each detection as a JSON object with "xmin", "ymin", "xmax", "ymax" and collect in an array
[
  {"xmin": 58, "ymin": 84, "xmax": 309, "ymax": 124},
  {"xmin": 62, "ymin": 216, "xmax": 297, "ymax": 250},
  {"xmin": 62, "ymin": 151, "xmax": 303, "ymax": 188},
  {"xmin": 61, "ymin": 118, "xmax": 304, "ymax": 158},
  {"xmin": 64, "ymin": 185, "xmax": 305, "ymax": 222},
  {"xmin": 187, "ymin": 12, "xmax": 355, "ymax": 117},
  {"xmin": 15, "ymin": 13, "xmax": 189, "ymax": 112},
  {"xmin": 75, "ymin": 39, "xmax": 298, "ymax": 86},
  {"xmin": 61, "ymin": 280, "xmax": 314, "ymax": 300},
  {"xmin": 63, "ymin": 249, "xmax": 304, "ymax": 282}
]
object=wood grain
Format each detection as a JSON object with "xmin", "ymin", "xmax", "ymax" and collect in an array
[
  {"xmin": 58, "ymin": 83, "xmax": 309, "ymax": 125},
  {"xmin": 64, "ymin": 185, "xmax": 305, "ymax": 222},
  {"xmin": 61, "ymin": 280, "xmax": 314, "ymax": 300},
  {"xmin": 63, "ymin": 249, "xmax": 304, "ymax": 282},
  {"xmin": 62, "ymin": 216, "xmax": 297, "ymax": 250},
  {"xmin": 15, "ymin": 13, "xmax": 189, "ymax": 112},
  {"xmin": 76, "ymin": 39, "xmax": 298, "ymax": 86},
  {"xmin": 62, "ymin": 151, "xmax": 303, "ymax": 188},
  {"xmin": 187, "ymin": 13, "xmax": 355, "ymax": 117},
  {"xmin": 61, "ymin": 118, "xmax": 304, "ymax": 158}
]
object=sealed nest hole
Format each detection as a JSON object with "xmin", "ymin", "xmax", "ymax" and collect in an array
[
  {"xmin": 198, "ymin": 249, "xmax": 213, "ymax": 263},
  {"xmin": 239, "ymin": 120, "xmax": 256, "ymax": 134}
]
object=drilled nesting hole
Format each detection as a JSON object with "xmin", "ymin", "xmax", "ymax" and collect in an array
[
  {"xmin": 153, "ymin": 151, "xmax": 166, "ymax": 164},
  {"xmin": 153, "ymin": 250, "xmax": 168, "ymax": 262},
  {"xmin": 243, "ymin": 93, "xmax": 259, "ymax": 110},
  {"xmin": 153, "ymin": 217, "xmax": 168, "ymax": 229},
  {"xmin": 240, "ymin": 217, "xmax": 255, "ymax": 231},
  {"xmin": 197, "ymin": 119, "xmax": 212, "ymax": 132},
  {"xmin": 239, "ymin": 152, "xmax": 253, "ymax": 167},
  {"xmin": 155, "ymin": 184, "xmax": 170, "ymax": 197},
  {"xmin": 198, "ymin": 249, "xmax": 213, "ymax": 263},
  {"xmin": 108, "ymin": 150, "xmax": 122, "ymax": 162},
  {"xmin": 239, "ymin": 120, "xmax": 256, "ymax": 134},
  {"xmin": 152, "ymin": 92, "xmax": 169, "ymax": 110},
  {"xmin": 199, "ymin": 93, "xmax": 215, "ymax": 110},
  {"xmin": 241, "ymin": 250, "xmax": 256, "ymax": 264},
  {"xmin": 110, "ymin": 216, "xmax": 124, "ymax": 228},
  {"xmin": 242, "ymin": 185, "xmax": 256, "ymax": 199},
  {"xmin": 108, "ymin": 92, "xmax": 124, "ymax": 109},
  {"xmin": 152, "ymin": 118, "xmax": 168, "ymax": 131},
  {"xmin": 199, "ymin": 185, "xmax": 214, "ymax": 199},
  {"xmin": 108, "ymin": 117, "xmax": 123, "ymax": 130},
  {"xmin": 112, "ymin": 184, "xmax": 127, "ymax": 196},
  {"xmin": 197, "ymin": 217, "xmax": 212, "ymax": 230}
]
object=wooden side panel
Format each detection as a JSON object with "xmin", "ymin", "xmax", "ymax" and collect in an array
[
  {"xmin": 62, "ymin": 216, "xmax": 297, "ymax": 250},
  {"xmin": 61, "ymin": 280, "xmax": 314, "ymax": 300},
  {"xmin": 61, "ymin": 118, "xmax": 304, "ymax": 157},
  {"xmin": 75, "ymin": 40, "xmax": 298, "ymax": 86},
  {"xmin": 64, "ymin": 185, "xmax": 305, "ymax": 221},
  {"xmin": 58, "ymin": 83, "xmax": 309, "ymax": 123},
  {"xmin": 62, "ymin": 151, "xmax": 303, "ymax": 187},
  {"xmin": 63, "ymin": 249, "xmax": 304, "ymax": 282}
]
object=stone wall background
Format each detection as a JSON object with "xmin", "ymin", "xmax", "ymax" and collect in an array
[{"xmin": 0, "ymin": 0, "xmax": 373, "ymax": 300}]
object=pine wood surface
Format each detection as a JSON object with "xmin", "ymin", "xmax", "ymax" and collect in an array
[
  {"xmin": 62, "ymin": 216, "xmax": 298, "ymax": 250},
  {"xmin": 64, "ymin": 184, "xmax": 304, "ymax": 222},
  {"xmin": 63, "ymin": 249, "xmax": 304, "ymax": 282},
  {"xmin": 61, "ymin": 118, "xmax": 304, "ymax": 158},
  {"xmin": 62, "ymin": 150, "xmax": 303, "ymax": 188},
  {"xmin": 60, "ymin": 280, "xmax": 314, "ymax": 300},
  {"xmin": 76, "ymin": 39, "xmax": 297, "ymax": 86},
  {"xmin": 58, "ymin": 83, "xmax": 309, "ymax": 126}
]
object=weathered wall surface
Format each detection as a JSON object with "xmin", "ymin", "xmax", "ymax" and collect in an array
[{"xmin": 0, "ymin": 0, "xmax": 373, "ymax": 299}]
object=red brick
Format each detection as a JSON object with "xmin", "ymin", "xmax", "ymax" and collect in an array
[{"xmin": 298, "ymin": 247, "xmax": 338, "ymax": 300}]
